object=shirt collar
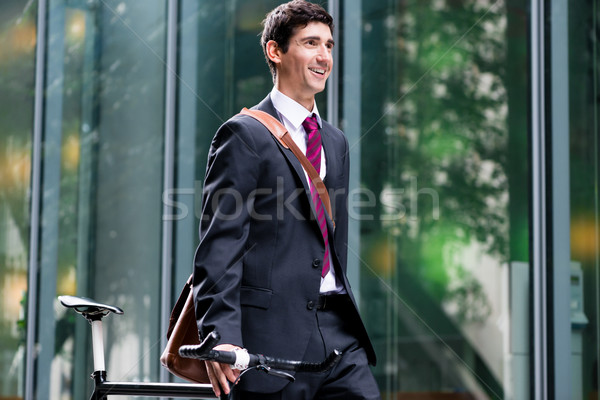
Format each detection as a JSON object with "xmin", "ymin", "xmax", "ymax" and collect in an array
[{"xmin": 270, "ymin": 88, "xmax": 323, "ymax": 130}]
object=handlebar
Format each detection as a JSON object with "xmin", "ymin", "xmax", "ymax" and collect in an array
[{"xmin": 179, "ymin": 331, "xmax": 342, "ymax": 373}]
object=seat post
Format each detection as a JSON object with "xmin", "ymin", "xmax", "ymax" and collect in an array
[
  {"xmin": 57, "ymin": 295, "xmax": 123, "ymax": 377},
  {"xmin": 90, "ymin": 315, "xmax": 106, "ymax": 373}
]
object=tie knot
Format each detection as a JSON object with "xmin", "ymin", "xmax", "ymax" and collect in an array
[{"xmin": 302, "ymin": 114, "xmax": 319, "ymax": 132}]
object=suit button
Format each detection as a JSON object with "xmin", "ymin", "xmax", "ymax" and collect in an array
[
  {"xmin": 307, "ymin": 301, "xmax": 314, "ymax": 310},
  {"xmin": 312, "ymin": 259, "xmax": 321, "ymax": 269}
]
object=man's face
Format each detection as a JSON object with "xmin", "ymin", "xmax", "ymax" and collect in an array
[{"xmin": 273, "ymin": 22, "xmax": 334, "ymax": 109}]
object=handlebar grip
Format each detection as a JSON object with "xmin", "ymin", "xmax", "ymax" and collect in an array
[
  {"xmin": 178, "ymin": 331, "xmax": 220, "ymax": 359},
  {"xmin": 206, "ymin": 349, "xmax": 237, "ymax": 364},
  {"xmin": 178, "ymin": 331, "xmax": 342, "ymax": 374}
]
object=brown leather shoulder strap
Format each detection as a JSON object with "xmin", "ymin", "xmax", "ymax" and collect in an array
[{"xmin": 239, "ymin": 108, "xmax": 334, "ymax": 226}]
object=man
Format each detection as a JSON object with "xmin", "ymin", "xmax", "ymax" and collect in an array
[{"xmin": 193, "ymin": 1, "xmax": 380, "ymax": 399}]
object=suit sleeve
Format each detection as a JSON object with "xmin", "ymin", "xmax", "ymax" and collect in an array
[{"xmin": 193, "ymin": 117, "xmax": 260, "ymax": 347}]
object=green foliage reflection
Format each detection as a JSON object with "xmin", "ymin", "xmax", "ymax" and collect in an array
[{"xmin": 357, "ymin": 0, "xmax": 524, "ymax": 396}]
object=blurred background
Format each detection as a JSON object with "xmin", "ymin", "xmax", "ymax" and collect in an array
[{"xmin": 0, "ymin": 0, "xmax": 598, "ymax": 399}]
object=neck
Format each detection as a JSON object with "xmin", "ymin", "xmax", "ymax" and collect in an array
[{"xmin": 275, "ymin": 83, "xmax": 315, "ymax": 111}]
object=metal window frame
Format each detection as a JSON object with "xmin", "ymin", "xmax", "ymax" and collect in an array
[
  {"xmin": 25, "ymin": 0, "xmax": 48, "ymax": 398},
  {"xmin": 547, "ymin": 0, "xmax": 572, "ymax": 398},
  {"xmin": 530, "ymin": 0, "xmax": 549, "ymax": 397},
  {"xmin": 160, "ymin": 0, "xmax": 179, "ymax": 383},
  {"xmin": 327, "ymin": 0, "xmax": 340, "ymax": 126},
  {"xmin": 531, "ymin": 0, "xmax": 572, "ymax": 398}
]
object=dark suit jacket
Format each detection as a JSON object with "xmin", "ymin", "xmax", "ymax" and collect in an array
[{"xmin": 193, "ymin": 96, "xmax": 375, "ymax": 393}]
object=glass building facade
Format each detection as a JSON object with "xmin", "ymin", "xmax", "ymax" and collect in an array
[{"xmin": 0, "ymin": 0, "xmax": 598, "ymax": 399}]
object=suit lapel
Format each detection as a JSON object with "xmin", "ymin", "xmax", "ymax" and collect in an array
[
  {"xmin": 254, "ymin": 96, "xmax": 310, "ymax": 187},
  {"xmin": 253, "ymin": 96, "xmax": 336, "ymax": 234}
]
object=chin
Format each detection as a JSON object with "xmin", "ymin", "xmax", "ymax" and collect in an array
[{"xmin": 311, "ymin": 84, "xmax": 327, "ymax": 94}]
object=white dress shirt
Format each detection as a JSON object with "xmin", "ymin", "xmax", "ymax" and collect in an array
[{"xmin": 270, "ymin": 88, "xmax": 344, "ymax": 294}]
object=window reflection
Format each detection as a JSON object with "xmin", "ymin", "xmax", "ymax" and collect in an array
[
  {"xmin": 0, "ymin": 1, "xmax": 36, "ymax": 398},
  {"xmin": 568, "ymin": 1, "xmax": 599, "ymax": 398},
  {"xmin": 357, "ymin": 0, "xmax": 526, "ymax": 397},
  {"xmin": 37, "ymin": 0, "xmax": 167, "ymax": 398},
  {"xmin": 5, "ymin": 0, "xmax": 598, "ymax": 398}
]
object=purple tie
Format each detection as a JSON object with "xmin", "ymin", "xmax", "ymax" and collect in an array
[{"xmin": 302, "ymin": 114, "xmax": 330, "ymax": 277}]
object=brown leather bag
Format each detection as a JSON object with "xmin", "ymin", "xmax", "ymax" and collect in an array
[{"xmin": 160, "ymin": 274, "xmax": 208, "ymax": 383}]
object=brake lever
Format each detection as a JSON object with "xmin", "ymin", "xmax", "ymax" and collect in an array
[{"xmin": 256, "ymin": 365, "xmax": 295, "ymax": 382}]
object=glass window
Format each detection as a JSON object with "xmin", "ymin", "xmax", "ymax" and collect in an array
[
  {"xmin": 348, "ymin": 1, "xmax": 530, "ymax": 398},
  {"xmin": 172, "ymin": 0, "xmax": 328, "ymax": 297},
  {"xmin": 568, "ymin": 1, "xmax": 599, "ymax": 398},
  {"xmin": 36, "ymin": 0, "xmax": 166, "ymax": 398},
  {"xmin": 173, "ymin": 0, "xmax": 280, "ymax": 292},
  {"xmin": 0, "ymin": 1, "xmax": 36, "ymax": 398},
  {"xmin": 13, "ymin": 0, "xmax": 598, "ymax": 398}
]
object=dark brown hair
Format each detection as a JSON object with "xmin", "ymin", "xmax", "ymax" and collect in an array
[{"xmin": 261, "ymin": 1, "xmax": 334, "ymax": 82}]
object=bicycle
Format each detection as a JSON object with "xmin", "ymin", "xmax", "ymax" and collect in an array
[{"xmin": 58, "ymin": 295, "xmax": 342, "ymax": 399}]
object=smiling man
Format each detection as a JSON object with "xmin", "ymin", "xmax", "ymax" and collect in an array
[{"xmin": 192, "ymin": 1, "xmax": 380, "ymax": 399}]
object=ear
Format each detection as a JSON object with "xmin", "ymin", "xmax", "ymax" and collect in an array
[{"xmin": 266, "ymin": 40, "xmax": 282, "ymax": 64}]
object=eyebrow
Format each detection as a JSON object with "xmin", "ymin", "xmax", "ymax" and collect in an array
[{"xmin": 300, "ymin": 36, "xmax": 335, "ymax": 46}]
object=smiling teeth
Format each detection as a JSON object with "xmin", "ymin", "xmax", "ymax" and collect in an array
[{"xmin": 310, "ymin": 68, "xmax": 325, "ymax": 74}]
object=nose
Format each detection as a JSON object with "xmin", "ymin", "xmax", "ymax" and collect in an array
[{"xmin": 316, "ymin": 44, "xmax": 332, "ymax": 62}]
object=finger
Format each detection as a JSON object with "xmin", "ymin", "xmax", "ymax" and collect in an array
[
  {"xmin": 232, "ymin": 368, "xmax": 241, "ymax": 385},
  {"xmin": 213, "ymin": 362, "xmax": 232, "ymax": 395},
  {"xmin": 206, "ymin": 361, "xmax": 222, "ymax": 397},
  {"xmin": 221, "ymin": 363, "xmax": 239, "ymax": 383}
]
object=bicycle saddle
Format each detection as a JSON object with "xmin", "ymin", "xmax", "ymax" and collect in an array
[{"xmin": 59, "ymin": 295, "xmax": 123, "ymax": 317}]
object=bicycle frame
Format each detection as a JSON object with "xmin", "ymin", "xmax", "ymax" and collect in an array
[
  {"xmin": 60, "ymin": 296, "xmax": 216, "ymax": 399},
  {"xmin": 90, "ymin": 371, "xmax": 214, "ymax": 399},
  {"xmin": 87, "ymin": 316, "xmax": 215, "ymax": 399},
  {"xmin": 59, "ymin": 295, "xmax": 341, "ymax": 399}
]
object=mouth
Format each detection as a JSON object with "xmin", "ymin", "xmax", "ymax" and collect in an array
[{"xmin": 309, "ymin": 67, "xmax": 327, "ymax": 76}]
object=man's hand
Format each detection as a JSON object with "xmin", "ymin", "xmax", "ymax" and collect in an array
[{"xmin": 206, "ymin": 343, "xmax": 242, "ymax": 397}]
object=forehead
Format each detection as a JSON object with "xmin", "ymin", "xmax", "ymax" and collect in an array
[{"xmin": 290, "ymin": 21, "xmax": 333, "ymax": 41}]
